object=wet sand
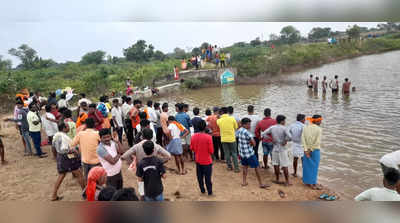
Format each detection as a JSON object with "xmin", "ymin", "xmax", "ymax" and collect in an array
[{"xmin": 0, "ymin": 118, "xmax": 338, "ymax": 201}]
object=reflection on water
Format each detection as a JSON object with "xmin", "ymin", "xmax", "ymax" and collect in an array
[{"xmin": 157, "ymin": 50, "xmax": 400, "ymax": 198}]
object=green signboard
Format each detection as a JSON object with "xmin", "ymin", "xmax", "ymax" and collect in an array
[{"xmin": 220, "ymin": 69, "xmax": 235, "ymax": 86}]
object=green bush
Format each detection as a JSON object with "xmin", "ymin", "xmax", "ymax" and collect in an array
[{"xmin": 182, "ymin": 78, "xmax": 203, "ymax": 89}]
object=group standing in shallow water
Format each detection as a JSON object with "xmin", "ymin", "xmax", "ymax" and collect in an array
[{"xmin": 307, "ymin": 74, "xmax": 353, "ymax": 95}]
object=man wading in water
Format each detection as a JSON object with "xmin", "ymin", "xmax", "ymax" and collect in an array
[
  {"xmin": 330, "ymin": 75, "xmax": 339, "ymax": 94},
  {"xmin": 306, "ymin": 74, "xmax": 313, "ymax": 89},
  {"xmin": 342, "ymin": 78, "xmax": 351, "ymax": 95}
]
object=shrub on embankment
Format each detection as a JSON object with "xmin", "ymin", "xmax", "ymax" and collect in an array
[{"xmin": 229, "ymin": 36, "xmax": 400, "ymax": 77}]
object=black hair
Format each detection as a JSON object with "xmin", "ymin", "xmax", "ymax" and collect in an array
[
  {"xmin": 89, "ymin": 103, "xmax": 97, "ymax": 108},
  {"xmin": 147, "ymin": 100, "xmax": 153, "ymax": 107},
  {"xmin": 247, "ymin": 105, "xmax": 254, "ymax": 113},
  {"xmin": 98, "ymin": 186, "xmax": 117, "ymax": 201},
  {"xmin": 220, "ymin": 107, "xmax": 228, "ymax": 114},
  {"xmin": 316, "ymin": 76, "xmax": 319, "ymax": 80},
  {"xmin": 140, "ymin": 119, "xmax": 150, "ymax": 128},
  {"xmin": 111, "ymin": 188, "xmax": 139, "ymax": 201},
  {"xmin": 45, "ymin": 104, "xmax": 51, "ymax": 112},
  {"xmin": 16, "ymin": 100, "xmax": 24, "ymax": 105},
  {"xmin": 175, "ymin": 103, "xmax": 180, "ymax": 108},
  {"xmin": 177, "ymin": 103, "xmax": 184, "ymax": 112},
  {"xmin": 28, "ymin": 103, "xmax": 36, "ymax": 110},
  {"xmin": 345, "ymin": 78, "xmax": 349, "ymax": 81},
  {"xmin": 50, "ymin": 92, "xmax": 56, "ymax": 98},
  {"xmin": 241, "ymin": 117, "xmax": 251, "ymax": 125},
  {"xmin": 213, "ymin": 106, "xmax": 219, "ymax": 113},
  {"xmin": 142, "ymin": 128, "xmax": 153, "ymax": 140},
  {"xmin": 143, "ymin": 141, "xmax": 155, "ymax": 156},
  {"xmin": 58, "ymin": 122, "xmax": 66, "ymax": 131},
  {"xmin": 312, "ymin": 114, "xmax": 322, "ymax": 119},
  {"xmin": 183, "ymin": 104, "xmax": 189, "ymax": 109},
  {"xmin": 99, "ymin": 128, "xmax": 111, "ymax": 137},
  {"xmin": 276, "ymin": 115, "xmax": 286, "ymax": 124},
  {"xmin": 296, "ymin": 114, "xmax": 306, "ymax": 122},
  {"xmin": 121, "ymin": 95, "xmax": 127, "ymax": 102},
  {"xmin": 85, "ymin": 118, "xmax": 95, "ymax": 128},
  {"xmin": 154, "ymin": 102, "xmax": 160, "ymax": 109},
  {"xmin": 80, "ymin": 93, "xmax": 86, "ymax": 98},
  {"xmin": 60, "ymin": 93, "xmax": 66, "ymax": 99},
  {"xmin": 133, "ymin": 99, "xmax": 142, "ymax": 105},
  {"xmin": 139, "ymin": 112, "xmax": 147, "ymax": 120},
  {"xmin": 334, "ymin": 75, "xmax": 338, "ymax": 79},
  {"xmin": 227, "ymin": 106, "xmax": 234, "ymax": 114},
  {"xmin": 99, "ymin": 95, "xmax": 106, "ymax": 103},
  {"xmin": 125, "ymin": 97, "xmax": 132, "ymax": 103},
  {"xmin": 168, "ymin": 116, "xmax": 176, "ymax": 121},
  {"xmin": 310, "ymin": 74, "xmax": 313, "ymax": 77},
  {"xmin": 80, "ymin": 101, "xmax": 87, "ymax": 107},
  {"xmin": 63, "ymin": 109, "xmax": 72, "ymax": 118},
  {"xmin": 112, "ymin": 99, "xmax": 119, "ymax": 104},
  {"xmin": 29, "ymin": 92, "xmax": 34, "ymax": 97},
  {"xmin": 264, "ymin": 108, "xmax": 271, "ymax": 117},
  {"xmin": 384, "ymin": 168, "xmax": 400, "ymax": 186},
  {"xmin": 205, "ymin": 108, "xmax": 212, "ymax": 116},
  {"xmin": 193, "ymin": 107, "xmax": 200, "ymax": 116},
  {"xmin": 197, "ymin": 119, "xmax": 207, "ymax": 131},
  {"xmin": 162, "ymin": 103, "xmax": 168, "ymax": 110}
]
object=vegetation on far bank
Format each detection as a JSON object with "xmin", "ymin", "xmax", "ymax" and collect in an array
[{"xmin": 1, "ymin": 23, "xmax": 400, "ymax": 99}]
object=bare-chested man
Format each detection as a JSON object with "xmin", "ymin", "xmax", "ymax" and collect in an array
[
  {"xmin": 322, "ymin": 76, "xmax": 328, "ymax": 93},
  {"xmin": 313, "ymin": 76, "xmax": 319, "ymax": 92},
  {"xmin": 342, "ymin": 78, "xmax": 351, "ymax": 94}
]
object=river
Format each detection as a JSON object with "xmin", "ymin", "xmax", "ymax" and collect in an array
[{"xmin": 157, "ymin": 50, "xmax": 400, "ymax": 198}]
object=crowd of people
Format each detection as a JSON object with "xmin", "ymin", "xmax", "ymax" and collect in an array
[
  {"xmin": 181, "ymin": 45, "xmax": 231, "ymax": 70},
  {"xmin": 1, "ymin": 84, "xmax": 399, "ymax": 202}
]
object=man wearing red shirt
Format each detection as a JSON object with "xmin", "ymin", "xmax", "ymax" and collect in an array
[
  {"xmin": 255, "ymin": 108, "xmax": 277, "ymax": 169},
  {"xmin": 206, "ymin": 107, "xmax": 223, "ymax": 161},
  {"xmin": 88, "ymin": 104, "xmax": 104, "ymax": 131},
  {"xmin": 191, "ymin": 120, "xmax": 214, "ymax": 196}
]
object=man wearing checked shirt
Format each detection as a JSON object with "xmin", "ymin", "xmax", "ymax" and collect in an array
[{"xmin": 237, "ymin": 118, "xmax": 269, "ymax": 189}]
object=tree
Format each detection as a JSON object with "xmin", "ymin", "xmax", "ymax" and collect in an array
[
  {"xmin": 81, "ymin": 50, "xmax": 106, "ymax": 65},
  {"xmin": 280, "ymin": 26, "xmax": 301, "ymax": 44},
  {"xmin": 145, "ymin": 44, "xmax": 154, "ymax": 59},
  {"xmin": 308, "ymin": 27, "xmax": 331, "ymax": 40},
  {"xmin": 346, "ymin": 25, "xmax": 361, "ymax": 39},
  {"xmin": 269, "ymin": 34, "xmax": 279, "ymax": 41},
  {"xmin": 0, "ymin": 56, "xmax": 12, "ymax": 70},
  {"xmin": 191, "ymin": 47, "xmax": 201, "ymax": 56},
  {"xmin": 173, "ymin": 47, "xmax": 186, "ymax": 59},
  {"xmin": 250, "ymin": 37, "xmax": 262, "ymax": 46},
  {"xmin": 33, "ymin": 57, "xmax": 56, "ymax": 68},
  {"xmin": 123, "ymin": 40, "xmax": 150, "ymax": 62},
  {"xmin": 153, "ymin": 50, "xmax": 166, "ymax": 61},
  {"xmin": 8, "ymin": 44, "xmax": 38, "ymax": 69},
  {"xmin": 200, "ymin": 42, "xmax": 209, "ymax": 49}
]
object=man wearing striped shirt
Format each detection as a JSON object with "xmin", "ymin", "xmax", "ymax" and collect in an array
[{"xmin": 288, "ymin": 114, "xmax": 306, "ymax": 177}]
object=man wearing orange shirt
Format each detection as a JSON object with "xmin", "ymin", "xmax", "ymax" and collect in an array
[{"xmin": 206, "ymin": 107, "xmax": 223, "ymax": 161}]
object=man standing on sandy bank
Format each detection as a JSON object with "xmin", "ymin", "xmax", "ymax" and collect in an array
[{"xmin": 301, "ymin": 115, "xmax": 323, "ymax": 190}]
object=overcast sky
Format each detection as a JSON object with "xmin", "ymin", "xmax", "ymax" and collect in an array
[{"xmin": 0, "ymin": 0, "xmax": 388, "ymax": 65}]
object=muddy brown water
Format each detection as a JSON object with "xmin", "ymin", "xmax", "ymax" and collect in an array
[{"xmin": 156, "ymin": 50, "xmax": 400, "ymax": 199}]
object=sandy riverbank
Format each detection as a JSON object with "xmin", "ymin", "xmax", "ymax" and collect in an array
[{"xmin": 0, "ymin": 116, "xmax": 339, "ymax": 201}]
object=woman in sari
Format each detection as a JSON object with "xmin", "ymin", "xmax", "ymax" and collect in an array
[{"xmin": 86, "ymin": 166, "xmax": 107, "ymax": 201}]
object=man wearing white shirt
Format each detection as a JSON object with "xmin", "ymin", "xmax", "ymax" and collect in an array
[
  {"xmin": 380, "ymin": 150, "xmax": 400, "ymax": 175},
  {"xmin": 111, "ymin": 99, "xmax": 124, "ymax": 143},
  {"xmin": 355, "ymin": 168, "xmax": 400, "ymax": 201},
  {"xmin": 242, "ymin": 105, "xmax": 262, "ymax": 161},
  {"xmin": 145, "ymin": 100, "xmax": 158, "ymax": 125},
  {"xmin": 122, "ymin": 97, "xmax": 134, "ymax": 146}
]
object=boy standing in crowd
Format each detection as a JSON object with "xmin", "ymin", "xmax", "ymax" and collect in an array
[
  {"xmin": 136, "ymin": 141, "xmax": 167, "ymax": 201},
  {"xmin": 191, "ymin": 120, "xmax": 214, "ymax": 195},
  {"xmin": 237, "ymin": 118, "xmax": 268, "ymax": 188}
]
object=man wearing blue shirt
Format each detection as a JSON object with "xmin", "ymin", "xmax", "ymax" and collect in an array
[{"xmin": 175, "ymin": 103, "xmax": 193, "ymax": 161}]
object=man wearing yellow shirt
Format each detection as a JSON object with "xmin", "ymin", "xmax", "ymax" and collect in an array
[
  {"xmin": 301, "ymin": 115, "xmax": 323, "ymax": 190},
  {"xmin": 217, "ymin": 107, "xmax": 239, "ymax": 172}
]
